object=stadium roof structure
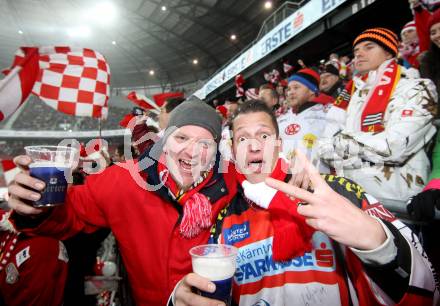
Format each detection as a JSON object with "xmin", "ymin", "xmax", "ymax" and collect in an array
[{"xmin": 0, "ymin": 0, "xmax": 292, "ymax": 89}]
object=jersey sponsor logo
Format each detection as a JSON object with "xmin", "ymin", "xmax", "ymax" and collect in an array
[
  {"xmin": 224, "ymin": 221, "xmax": 250, "ymax": 245},
  {"xmin": 364, "ymin": 204, "xmax": 396, "ymax": 222},
  {"xmin": 15, "ymin": 246, "xmax": 30, "ymax": 268},
  {"xmin": 315, "ymin": 242, "xmax": 334, "ymax": 267},
  {"xmin": 302, "ymin": 133, "xmax": 317, "ymax": 149},
  {"xmin": 285, "ymin": 123, "xmax": 301, "ymax": 135},
  {"xmin": 235, "ymin": 233, "xmax": 335, "ymax": 284},
  {"xmin": 324, "ymin": 175, "xmax": 365, "ymax": 200}
]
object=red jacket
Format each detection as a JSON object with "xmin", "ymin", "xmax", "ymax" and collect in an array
[
  {"xmin": 0, "ymin": 232, "xmax": 68, "ymax": 306},
  {"xmin": 11, "ymin": 158, "xmax": 237, "ymax": 305}
]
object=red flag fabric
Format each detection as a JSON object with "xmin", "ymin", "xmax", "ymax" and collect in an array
[
  {"xmin": 283, "ymin": 61, "xmax": 294, "ymax": 75},
  {"xmin": 126, "ymin": 91, "xmax": 159, "ymax": 110},
  {"xmin": 152, "ymin": 92, "xmax": 184, "ymax": 107},
  {"xmin": 32, "ymin": 47, "xmax": 111, "ymax": 119},
  {"xmin": 0, "ymin": 47, "xmax": 39, "ymax": 122},
  {"xmin": 119, "ymin": 113, "xmax": 135, "ymax": 128},
  {"xmin": 1, "ymin": 160, "xmax": 20, "ymax": 185}
]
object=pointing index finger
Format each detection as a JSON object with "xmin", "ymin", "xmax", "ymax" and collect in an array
[
  {"xmin": 265, "ymin": 177, "xmax": 316, "ymax": 205},
  {"xmin": 293, "ymin": 149, "xmax": 324, "ymax": 189}
]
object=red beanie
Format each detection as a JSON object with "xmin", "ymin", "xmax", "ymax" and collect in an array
[{"xmin": 428, "ymin": 9, "xmax": 440, "ymax": 31}]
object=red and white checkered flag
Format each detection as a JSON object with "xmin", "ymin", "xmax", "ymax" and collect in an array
[
  {"xmin": 32, "ymin": 47, "xmax": 111, "ymax": 119},
  {"xmin": 0, "ymin": 47, "xmax": 39, "ymax": 122}
]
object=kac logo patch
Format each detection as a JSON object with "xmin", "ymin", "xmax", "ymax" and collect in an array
[{"xmin": 285, "ymin": 123, "xmax": 301, "ymax": 135}]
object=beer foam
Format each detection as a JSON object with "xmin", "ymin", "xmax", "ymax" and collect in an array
[
  {"xmin": 192, "ymin": 256, "xmax": 236, "ymax": 281},
  {"xmin": 29, "ymin": 162, "xmax": 70, "ymax": 168}
]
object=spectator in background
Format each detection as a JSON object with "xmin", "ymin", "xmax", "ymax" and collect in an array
[
  {"xmin": 217, "ymin": 105, "xmax": 233, "ymax": 162},
  {"xmin": 113, "ymin": 144, "xmax": 126, "ymax": 163},
  {"xmin": 339, "ymin": 55, "xmax": 352, "ymax": 79},
  {"xmin": 319, "ymin": 28, "xmax": 437, "ymax": 207},
  {"xmin": 211, "ymin": 98, "xmax": 220, "ymax": 108},
  {"xmin": 399, "ymin": 20, "xmax": 422, "ymax": 68},
  {"xmin": 278, "ymin": 68, "xmax": 331, "ymax": 172},
  {"xmin": 131, "ymin": 97, "xmax": 185, "ymax": 155},
  {"xmin": 111, "ymin": 143, "xmax": 138, "ymax": 163},
  {"xmin": 225, "ymin": 99, "xmax": 239, "ymax": 119},
  {"xmin": 319, "ymin": 64, "xmax": 345, "ymax": 98},
  {"xmin": 158, "ymin": 97, "xmax": 186, "ymax": 131},
  {"xmin": 326, "ymin": 53, "xmax": 340, "ymax": 71},
  {"xmin": 275, "ymin": 81, "xmax": 287, "ymax": 105},
  {"xmin": 297, "ymin": 59, "xmax": 306, "ymax": 69},
  {"xmin": 259, "ymin": 84, "xmax": 280, "ymax": 112}
]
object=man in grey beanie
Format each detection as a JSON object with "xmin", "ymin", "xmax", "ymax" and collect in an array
[
  {"xmin": 6, "ymin": 98, "xmax": 237, "ymax": 304},
  {"xmin": 158, "ymin": 98, "xmax": 223, "ymax": 189},
  {"xmin": 165, "ymin": 98, "xmax": 222, "ymax": 144}
]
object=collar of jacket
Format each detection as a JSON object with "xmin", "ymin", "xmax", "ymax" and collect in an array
[
  {"xmin": 138, "ymin": 145, "xmax": 229, "ymax": 208},
  {"xmin": 297, "ymin": 101, "xmax": 316, "ymax": 113},
  {"xmin": 354, "ymin": 58, "xmax": 396, "ymax": 90}
]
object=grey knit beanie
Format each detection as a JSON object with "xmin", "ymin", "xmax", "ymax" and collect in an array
[{"xmin": 166, "ymin": 98, "xmax": 222, "ymax": 143}]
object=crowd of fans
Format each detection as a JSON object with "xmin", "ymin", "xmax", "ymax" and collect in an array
[
  {"xmin": 4, "ymin": 96, "xmax": 129, "ymax": 131},
  {"xmin": 1, "ymin": 1, "xmax": 440, "ymax": 305}
]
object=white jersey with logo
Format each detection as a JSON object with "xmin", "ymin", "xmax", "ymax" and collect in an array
[{"xmin": 277, "ymin": 103, "xmax": 332, "ymax": 173}]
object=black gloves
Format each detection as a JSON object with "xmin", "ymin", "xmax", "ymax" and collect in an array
[{"xmin": 407, "ymin": 189, "xmax": 440, "ymax": 221}]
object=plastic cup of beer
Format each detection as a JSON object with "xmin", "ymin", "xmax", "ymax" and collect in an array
[
  {"xmin": 24, "ymin": 145, "xmax": 78, "ymax": 207},
  {"xmin": 190, "ymin": 244, "xmax": 238, "ymax": 305}
]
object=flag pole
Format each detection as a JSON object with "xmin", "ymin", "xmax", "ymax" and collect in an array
[{"xmin": 98, "ymin": 118, "xmax": 102, "ymax": 139}]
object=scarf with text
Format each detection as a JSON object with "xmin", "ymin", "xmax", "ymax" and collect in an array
[
  {"xmin": 360, "ymin": 60, "xmax": 400, "ymax": 132},
  {"xmin": 333, "ymin": 61, "xmax": 401, "ymax": 132}
]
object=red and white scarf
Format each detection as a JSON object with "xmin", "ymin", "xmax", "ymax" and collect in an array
[
  {"xmin": 360, "ymin": 60, "xmax": 401, "ymax": 132},
  {"xmin": 157, "ymin": 155, "xmax": 214, "ymax": 238},
  {"xmin": 234, "ymin": 159, "xmax": 315, "ymax": 261},
  {"xmin": 333, "ymin": 60, "xmax": 400, "ymax": 133}
]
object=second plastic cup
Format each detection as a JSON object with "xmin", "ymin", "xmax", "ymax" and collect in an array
[{"xmin": 190, "ymin": 244, "xmax": 238, "ymax": 306}]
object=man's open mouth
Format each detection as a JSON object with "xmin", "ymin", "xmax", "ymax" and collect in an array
[
  {"xmin": 179, "ymin": 159, "xmax": 196, "ymax": 172},
  {"xmin": 247, "ymin": 158, "xmax": 264, "ymax": 172}
]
